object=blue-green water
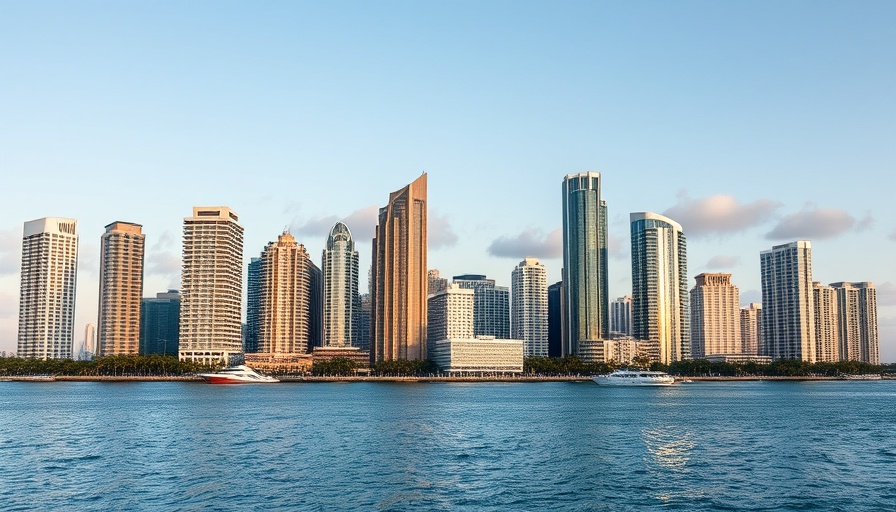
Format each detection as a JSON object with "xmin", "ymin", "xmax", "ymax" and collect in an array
[{"xmin": 1, "ymin": 380, "xmax": 895, "ymax": 511}]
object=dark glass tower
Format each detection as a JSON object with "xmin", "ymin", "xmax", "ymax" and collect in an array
[
  {"xmin": 245, "ymin": 257, "xmax": 261, "ymax": 353},
  {"xmin": 561, "ymin": 172, "xmax": 609, "ymax": 357},
  {"xmin": 140, "ymin": 290, "xmax": 181, "ymax": 356}
]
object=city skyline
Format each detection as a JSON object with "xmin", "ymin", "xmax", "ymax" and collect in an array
[{"xmin": 1, "ymin": 2, "xmax": 894, "ymax": 361}]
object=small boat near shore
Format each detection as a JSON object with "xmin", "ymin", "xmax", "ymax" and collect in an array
[
  {"xmin": 592, "ymin": 369, "xmax": 675, "ymax": 386},
  {"xmin": 198, "ymin": 365, "xmax": 279, "ymax": 384}
]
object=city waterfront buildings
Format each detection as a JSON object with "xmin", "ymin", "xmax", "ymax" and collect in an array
[
  {"xmin": 452, "ymin": 274, "xmax": 510, "ymax": 339},
  {"xmin": 610, "ymin": 295, "xmax": 633, "ymax": 337},
  {"xmin": 690, "ymin": 273, "xmax": 740, "ymax": 358},
  {"xmin": 428, "ymin": 337, "xmax": 524, "ymax": 374},
  {"xmin": 371, "ymin": 174, "xmax": 428, "ymax": 362},
  {"xmin": 831, "ymin": 282, "xmax": 879, "ymax": 365},
  {"xmin": 140, "ymin": 290, "xmax": 181, "ymax": 356},
  {"xmin": 258, "ymin": 230, "xmax": 321, "ymax": 354},
  {"xmin": 760, "ymin": 241, "xmax": 815, "ymax": 362},
  {"xmin": 561, "ymin": 172, "xmax": 609, "ymax": 357},
  {"xmin": 740, "ymin": 303, "xmax": 762, "ymax": 356},
  {"xmin": 322, "ymin": 222, "xmax": 359, "ymax": 347},
  {"xmin": 427, "ymin": 284, "xmax": 475, "ymax": 342},
  {"xmin": 511, "ymin": 257, "xmax": 548, "ymax": 357},
  {"xmin": 179, "ymin": 207, "xmax": 244, "ymax": 364},
  {"xmin": 17, "ymin": 217, "xmax": 79, "ymax": 359},
  {"xmin": 813, "ymin": 282, "xmax": 840, "ymax": 363},
  {"xmin": 97, "ymin": 221, "xmax": 145, "ymax": 356},
  {"xmin": 244, "ymin": 257, "xmax": 262, "ymax": 353},
  {"xmin": 428, "ymin": 269, "xmax": 448, "ymax": 296},
  {"xmin": 630, "ymin": 212, "xmax": 689, "ymax": 364}
]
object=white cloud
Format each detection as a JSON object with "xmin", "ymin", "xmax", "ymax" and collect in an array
[
  {"xmin": 765, "ymin": 206, "xmax": 866, "ymax": 241},
  {"xmin": 488, "ymin": 228, "xmax": 562, "ymax": 259},
  {"xmin": 663, "ymin": 192, "xmax": 781, "ymax": 238},
  {"xmin": 291, "ymin": 205, "xmax": 379, "ymax": 245},
  {"xmin": 705, "ymin": 255, "xmax": 740, "ymax": 269},
  {"xmin": 429, "ymin": 212, "xmax": 458, "ymax": 250}
]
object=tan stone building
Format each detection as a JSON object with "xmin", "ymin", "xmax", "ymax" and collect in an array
[
  {"xmin": 97, "ymin": 221, "xmax": 145, "ymax": 356},
  {"xmin": 371, "ymin": 174, "xmax": 428, "ymax": 362},
  {"xmin": 690, "ymin": 273, "xmax": 740, "ymax": 358},
  {"xmin": 812, "ymin": 282, "xmax": 840, "ymax": 363}
]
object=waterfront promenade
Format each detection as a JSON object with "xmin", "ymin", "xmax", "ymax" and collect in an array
[{"xmin": 3, "ymin": 374, "xmax": 893, "ymax": 382}]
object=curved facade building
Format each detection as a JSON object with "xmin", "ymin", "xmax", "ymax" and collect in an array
[
  {"xmin": 322, "ymin": 222, "xmax": 360, "ymax": 347},
  {"xmin": 561, "ymin": 172, "xmax": 609, "ymax": 357},
  {"xmin": 630, "ymin": 212, "xmax": 689, "ymax": 364}
]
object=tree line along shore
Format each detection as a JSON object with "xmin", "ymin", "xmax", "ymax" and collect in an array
[{"xmin": 0, "ymin": 354, "xmax": 892, "ymax": 381}]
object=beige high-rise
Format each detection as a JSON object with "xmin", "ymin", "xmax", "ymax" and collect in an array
[
  {"xmin": 689, "ymin": 273, "xmax": 740, "ymax": 357},
  {"xmin": 371, "ymin": 174, "xmax": 428, "ymax": 362},
  {"xmin": 179, "ymin": 207, "xmax": 244, "ymax": 364},
  {"xmin": 812, "ymin": 282, "xmax": 840, "ymax": 363},
  {"xmin": 740, "ymin": 303, "xmax": 762, "ymax": 355},
  {"xmin": 831, "ymin": 282, "xmax": 879, "ymax": 365},
  {"xmin": 259, "ymin": 231, "xmax": 320, "ymax": 354},
  {"xmin": 97, "ymin": 221, "xmax": 145, "ymax": 356}
]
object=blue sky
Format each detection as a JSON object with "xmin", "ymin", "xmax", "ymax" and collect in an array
[{"xmin": 1, "ymin": 1, "xmax": 894, "ymax": 360}]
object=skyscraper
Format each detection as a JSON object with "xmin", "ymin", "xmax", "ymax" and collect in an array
[
  {"xmin": 322, "ymin": 222, "xmax": 359, "ymax": 347},
  {"xmin": 258, "ymin": 231, "xmax": 321, "ymax": 354},
  {"xmin": 740, "ymin": 303, "xmax": 762, "ymax": 355},
  {"xmin": 179, "ymin": 207, "xmax": 244, "ymax": 364},
  {"xmin": 511, "ymin": 258, "xmax": 548, "ymax": 357},
  {"xmin": 830, "ymin": 282, "xmax": 879, "ymax": 365},
  {"xmin": 453, "ymin": 274, "xmax": 510, "ymax": 339},
  {"xmin": 759, "ymin": 241, "xmax": 815, "ymax": 362},
  {"xmin": 428, "ymin": 269, "xmax": 448, "ymax": 296},
  {"xmin": 357, "ymin": 293, "xmax": 372, "ymax": 351},
  {"xmin": 812, "ymin": 282, "xmax": 839, "ymax": 363},
  {"xmin": 610, "ymin": 295, "xmax": 633, "ymax": 336},
  {"xmin": 561, "ymin": 172, "xmax": 609, "ymax": 357},
  {"xmin": 690, "ymin": 273, "xmax": 740, "ymax": 358},
  {"xmin": 547, "ymin": 282, "xmax": 563, "ymax": 358},
  {"xmin": 371, "ymin": 174, "xmax": 428, "ymax": 362},
  {"xmin": 18, "ymin": 217, "xmax": 79, "ymax": 360},
  {"xmin": 630, "ymin": 212, "xmax": 689, "ymax": 364},
  {"xmin": 140, "ymin": 290, "xmax": 181, "ymax": 356},
  {"xmin": 244, "ymin": 257, "xmax": 262, "ymax": 353},
  {"xmin": 80, "ymin": 323, "xmax": 96, "ymax": 361},
  {"xmin": 97, "ymin": 221, "xmax": 145, "ymax": 356},
  {"xmin": 427, "ymin": 284, "xmax": 475, "ymax": 342}
]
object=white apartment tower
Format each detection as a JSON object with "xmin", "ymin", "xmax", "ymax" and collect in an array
[
  {"xmin": 690, "ymin": 273, "xmax": 740, "ymax": 358},
  {"xmin": 511, "ymin": 257, "xmax": 548, "ymax": 357},
  {"xmin": 97, "ymin": 221, "xmax": 145, "ymax": 356},
  {"xmin": 760, "ymin": 241, "xmax": 815, "ymax": 362},
  {"xmin": 179, "ymin": 207, "xmax": 244, "ymax": 364},
  {"xmin": 18, "ymin": 217, "xmax": 79, "ymax": 359},
  {"xmin": 812, "ymin": 282, "xmax": 840, "ymax": 363},
  {"xmin": 322, "ymin": 222, "xmax": 359, "ymax": 347},
  {"xmin": 831, "ymin": 282, "xmax": 879, "ymax": 365},
  {"xmin": 739, "ymin": 303, "xmax": 762, "ymax": 355},
  {"xmin": 427, "ymin": 284, "xmax": 475, "ymax": 342}
]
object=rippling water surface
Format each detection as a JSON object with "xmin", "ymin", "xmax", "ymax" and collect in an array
[{"xmin": 1, "ymin": 380, "xmax": 895, "ymax": 511}]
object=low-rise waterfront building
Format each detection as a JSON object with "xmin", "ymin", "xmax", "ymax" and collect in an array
[{"xmin": 429, "ymin": 336, "xmax": 524, "ymax": 374}]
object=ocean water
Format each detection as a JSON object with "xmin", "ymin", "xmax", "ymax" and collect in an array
[{"xmin": 1, "ymin": 380, "xmax": 895, "ymax": 511}]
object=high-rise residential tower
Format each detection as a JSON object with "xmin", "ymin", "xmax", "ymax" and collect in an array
[
  {"xmin": 759, "ymin": 241, "xmax": 815, "ymax": 362},
  {"xmin": 740, "ymin": 303, "xmax": 762, "ymax": 355},
  {"xmin": 179, "ymin": 207, "xmax": 244, "ymax": 364},
  {"xmin": 511, "ymin": 258, "xmax": 548, "ymax": 357},
  {"xmin": 18, "ymin": 217, "xmax": 79, "ymax": 360},
  {"xmin": 690, "ymin": 273, "xmax": 740, "ymax": 358},
  {"xmin": 322, "ymin": 222, "xmax": 360, "ymax": 347},
  {"xmin": 427, "ymin": 284, "xmax": 475, "ymax": 342},
  {"xmin": 97, "ymin": 221, "xmax": 145, "ymax": 356},
  {"xmin": 258, "ymin": 231, "xmax": 321, "ymax": 354},
  {"xmin": 244, "ymin": 257, "xmax": 262, "ymax": 353},
  {"xmin": 428, "ymin": 269, "xmax": 448, "ymax": 296},
  {"xmin": 561, "ymin": 172, "xmax": 609, "ymax": 357},
  {"xmin": 630, "ymin": 212, "xmax": 689, "ymax": 364},
  {"xmin": 610, "ymin": 295, "xmax": 633, "ymax": 336},
  {"xmin": 79, "ymin": 323, "xmax": 96, "ymax": 361},
  {"xmin": 453, "ymin": 274, "xmax": 510, "ymax": 339},
  {"xmin": 812, "ymin": 282, "xmax": 840, "ymax": 363},
  {"xmin": 831, "ymin": 282, "xmax": 879, "ymax": 365},
  {"xmin": 547, "ymin": 282, "xmax": 563, "ymax": 358},
  {"xmin": 371, "ymin": 174, "xmax": 428, "ymax": 362},
  {"xmin": 140, "ymin": 290, "xmax": 181, "ymax": 356}
]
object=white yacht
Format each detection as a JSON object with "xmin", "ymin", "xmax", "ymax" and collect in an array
[
  {"xmin": 592, "ymin": 369, "xmax": 675, "ymax": 386},
  {"xmin": 198, "ymin": 365, "xmax": 279, "ymax": 384}
]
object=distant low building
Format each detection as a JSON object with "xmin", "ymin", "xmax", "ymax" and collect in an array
[
  {"xmin": 312, "ymin": 346, "xmax": 371, "ymax": 371},
  {"xmin": 705, "ymin": 354, "xmax": 773, "ymax": 365},
  {"xmin": 244, "ymin": 353, "xmax": 313, "ymax": 374},
  {"xmin": 429, "ymin": 337, "xmax": 524, "ymax": 374},
  {"xmin": 577, "ymin": 338, "xmax": 650, "ymax": 364}
]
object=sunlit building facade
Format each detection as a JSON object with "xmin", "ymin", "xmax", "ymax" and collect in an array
[
  {"xmin": 322, "ymin": 222, "xmax": 359, "ymax": 347},
  {"xmin": 760, "ymin": 241, "xmax": 815, "ymax": 362},
  {"xmin": 690, "ymin": 273, "xmax": 740, "ymax": 358},
  {"xmin": 831, "ymin": 282, "xmax": 879, "ymax": 365},
  {"xmin": 511, "ymin": 258, "xmax": 548, "ymax": 357},
  {"xmin": 630, "ymin": 212, "xmax": 689, "ymax": 364},
  {"xmin": 97, "ymin": 221, "xmax": 145, "ymax": 356},
  {"xmin": 812, "ymin": 282, "xmax": 840, "ymax": 363},
  {"xmin": 18, "ymin": 217, "xmax": 79, "ymax": 360},
  {"xmin": 740, "ymin": 303, "xmax": 762, "ymax": 356}
]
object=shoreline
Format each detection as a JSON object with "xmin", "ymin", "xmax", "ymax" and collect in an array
[{"xmin": 2, "ymin": 375, "xmax": 892, "ymax": 383}]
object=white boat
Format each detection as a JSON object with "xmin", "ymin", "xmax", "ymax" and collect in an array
[
  {"xmin": 198, "ymin": 365, "xmax": 279, "ymax": 384},
  {"xmin": 592, "ymin": 369, "xmax": 675, "ymax": 386}
]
